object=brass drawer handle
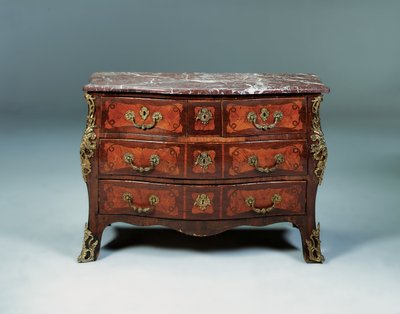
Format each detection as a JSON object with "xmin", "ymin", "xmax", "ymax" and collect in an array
[
  {"xmin": 122, "ymin": 192, "xmax": 159, "ymax": 214},
  {"xmin": 124, "ymin": 106, "xmax": 163, "ymax": 130},
  {"xmin": 248, "ymin": 153, "xmax": 284, "ymax": 173},
  {"xmin": 247, "ymin": 108, "xmax": 283, "ymax": 130},
  {"xmin": 196, "ymin": 107, "xmax": 213, "ymax": 125},
  {"xmin": 245, "ymin": 194, "xmax": 282, "ymax": 214},
  {"xmin": 123, "ymin": 153, "xmax": 160, "ymax": 173}
]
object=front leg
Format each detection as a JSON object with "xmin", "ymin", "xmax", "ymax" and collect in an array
[
  {"xmin": 77, "ymin": 223, "xmax": 104, "ymax": 263},
  {"xmin": 297, "ymin": 220, "xmax": 325, "ymax": 263}
]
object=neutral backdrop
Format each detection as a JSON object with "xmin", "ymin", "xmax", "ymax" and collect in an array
[{"xmin": 1, "ymin": 1, "xmax": 399, "ymax": 314}]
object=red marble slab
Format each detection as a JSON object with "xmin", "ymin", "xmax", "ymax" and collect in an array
[{"xmin": 83, "ymin": 72, "xmax": 330, "ymax": 95}]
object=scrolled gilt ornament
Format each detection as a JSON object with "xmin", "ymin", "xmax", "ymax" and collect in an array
[
  {"xmin": 77, "ymin": 223, "xmax": 99, "ymax": 263},
  {"xmin": 80, "ymin": 93, "xmax": 96, "ymax": 182},
  {"xmin": 305, "ymin": 223, "xmax": 325, "ymax": 263},
  {"xmin": 310, "ymin": 95, "xmax": 328, "ymax": 185}
]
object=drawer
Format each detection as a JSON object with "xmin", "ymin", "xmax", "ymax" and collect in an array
[
  {"xmin": 99, "ymin": 181, "xmax": 221, "ymax": 220},
  {"xmin": 187, "ymin": 100, "xmax": 221, "ymax": 135},
  {"xmin": 99, "ymin": 180, "xmax": 305, "ymax": 220},
  {"xmin": 99, "ymin": 181, "xmax": 184, "ymax": 219},
  {"xmin": 102, "ymin": 97, "xmax": 185, "ymax": 135},
  {"xmin": 185, "ymin": 186, "xmax": 221, "ymax": 220},
  {"xmin": 223, "ymin": 97, "xmax": 306, "ymax": 136},
  {"xmin": 225, "ymin": 140, "xmax": 307, "ymax": 178},
  {"xmin": 187, "ymin": 143, "xmax": 223, "ymax": 179},
  {"xmin": 223, "ymin": 181, "xmax": 306, "ymax": 218},
  {"xmin": 99, "ymin": 139, "xmax": 185, "ymax": 178}
]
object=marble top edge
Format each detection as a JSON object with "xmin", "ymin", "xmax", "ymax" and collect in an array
[{"xmin": 83, "ymin": 72, "xmax": 330, "ymax": 95}]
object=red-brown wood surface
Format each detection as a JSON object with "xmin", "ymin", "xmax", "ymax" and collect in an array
[
  {"xmin": 98, "ymin": 138, "xmax": 306, "ymax": 180},
  {"xmin": 224, "ymin": 181, "xmax": 306, "ymax": 219},
  {"xmin": 102, "ymin": 97, "xmax": 185, "ymax": 135},
  {"xmin": 99, "ymin": 139, "xmax": 184, "ymax": 178},
  {"xmin": 99, "ymin": 181, "xmax": 183, "ymax": 219},
  {"xmin": 98, "ymin": 180, "xmax": 305, "ymax": 220},
  {"xmin": 225, "ymin": 140, "xmax": 307, "ymax": 178},
  {"xmin": 185, "ymin": 186, "xmax": 221, "ymax": 220},
  {"xmin": 187, "ymin": 100, "xmax": 221, "ymax": 135},
  {"xmin": 186, "ymin": 143, "xmax": 223, "ymax": 179},
  {"xmin": 223, "ymin": 97, "xmax": 306, "ymax": 136}
]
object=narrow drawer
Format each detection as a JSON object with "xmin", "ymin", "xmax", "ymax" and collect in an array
[
  {"xmin": 223, "ymin": 97, "xmax": 306, "ymax": 136},
  {"xmin": 223, "ymin": 181, "xmax": 306, "ymax": 219},
  {"xmin": 102, "ymin": 97, "xmax": 185, "ymax": 135},
  {"xmin": 99, "ymin": 181, "xmax": 184, "ymax": 219},
  {"xmin": 187, "ymin": 100, "xmax": 221, "ymax": 135},
  {"xmin": 99, "ymin": 139, "xmax": 185, "ymax": 178},
  {"xmin": 186, "ymin": 143, "xmax": 223, "ymax": 179},
  {"xmin": 225, "ymin": 140, "xmax": 307, "ymax": 178},
  {"xmin": 185, "ymin": 186, "xmax": 221, "ymax": 220}
]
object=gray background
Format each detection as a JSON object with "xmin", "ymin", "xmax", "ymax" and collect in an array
[{"xmin": 1, "ymin": 1, "xmax": 399, "ymax": 313}]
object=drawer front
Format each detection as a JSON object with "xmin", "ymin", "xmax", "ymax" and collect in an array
[
  {"xmin": 187, "ymin": 144, "xmax": 223, "ymax": 179},
  {"xmin": 99, "ymin": 181, "xmax": 183, "ymax": 219},
  {"xmin": 99, "ymin": 140, "xmax": 185, "ymax": 178},
  {"xmin": 102, "ymin": 97, "xmax": 185, "ymax": 135},
  {"xmin": 223, "ymin": 181, "xmax": 306, "ymax": 218},
  {"xmin": 225, "ymin": 140, "xmax": 307, "ymax": 178},
  {"xmin": 187, "ymin": 100, "xmax": 221, "ymax": 135},
  {"xmin": 223, "ymin": 97, "xmax": 306, "ymax": 136},
  {"xmin": 100, "ymin": 180, "xmax": 305, "ymax": 220},
  {"xmin": 185, "ymin": 186, "xmax": 221, "ymax": 220},
  {"xmin": 99, "ymin": 181, "xmax": 221, "ymax": 220}
]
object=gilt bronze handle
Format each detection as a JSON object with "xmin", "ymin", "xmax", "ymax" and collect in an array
[
  {"xmin": 247, "ymin": 108, "xmax": 283, "ymax": 130},
  {"xmin": 248, "ymin": 153, "xmax": 284, "ymax": 173},
  {"xmin": 122, "ymin": 192, "xmax": 159, "ymax": 214},
  {"xmin": 245, "ymin": 194, "xmax": 282, "ymax": 214},
  {"xmin": 124, "ymin": 106, "xmax": 163, "ymax": 130},
  {"xmin": 123, "ymin": 153, "xmax": 160, "ymax": 173}
]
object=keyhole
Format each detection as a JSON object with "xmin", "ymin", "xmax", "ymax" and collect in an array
[{"xmin": 260, "ymin": 109, "xmax": 269, "ymax": 121}]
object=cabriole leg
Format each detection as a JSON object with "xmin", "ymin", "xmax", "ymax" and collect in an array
[
  {"xmin": 77, "ymin": 222, "xmax": 104, "ymax": 263},
  {"xmin": 299, "ymin": 222, "xmax": 325, "ymax": 263}
]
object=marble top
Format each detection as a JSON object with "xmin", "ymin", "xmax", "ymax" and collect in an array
[{"xmin": 84, "ymin": 72, "xmax": 330, "ymax": 95}]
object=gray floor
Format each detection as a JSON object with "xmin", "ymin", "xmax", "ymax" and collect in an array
[{"xmin": 0, "ymin": 113, "xmax": 399, "ymax": 314}]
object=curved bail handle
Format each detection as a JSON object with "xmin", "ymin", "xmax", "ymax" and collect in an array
[
  {"xmin": 122, "ymin": 192, "xmax": 159, "ymax": 214},
  {"xmin": 245, "ymin": 194, "xmax": 282, "ymax": 214},
  {"xmin": 247, "ymin": 153, "xmax": 284, "ymax": 173},
  {"xmin": 123, "ymin": 153, "xmax": 160, "ymax": 173},
  {"xmin": 125, "ymin": 106, "xmax": 163, "ymax": 130},
  {"xmin": 247, "ymin": 108, "xmax": 283, "ymax": 130}
]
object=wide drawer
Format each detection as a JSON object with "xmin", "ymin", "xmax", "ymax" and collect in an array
[
  {"xmin": 223, "ymin": 97, "xmax": 306, "ymax": 136},
  {"xmin": 99, "ymin": 139, "xmax": 185, "ymax": 178},
  {"xmin": 99, "ymin": 181, "xmax": 184, "ymax": 219},
  {"xmin": 225, "ymin": 140, "xmax": 307, "ymax": 178},
  {"xmin": 99, "ymin": 180, "xmax": 306, "ymax": 220},
  {"xmin": 223, "ymin": 181, "xmax": 306, "ymax": 219},
  {"xmin": 102, "ymin": 97, "xmax": 185, "ymax": 135},
  {"xmin": 99, "ymin": 181, "xmax": 222, "ymax": 220}
]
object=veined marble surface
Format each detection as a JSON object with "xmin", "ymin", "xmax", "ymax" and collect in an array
[{"xmin": 84, "ymin": 72, "xmax": 330, "ymax": 95}]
